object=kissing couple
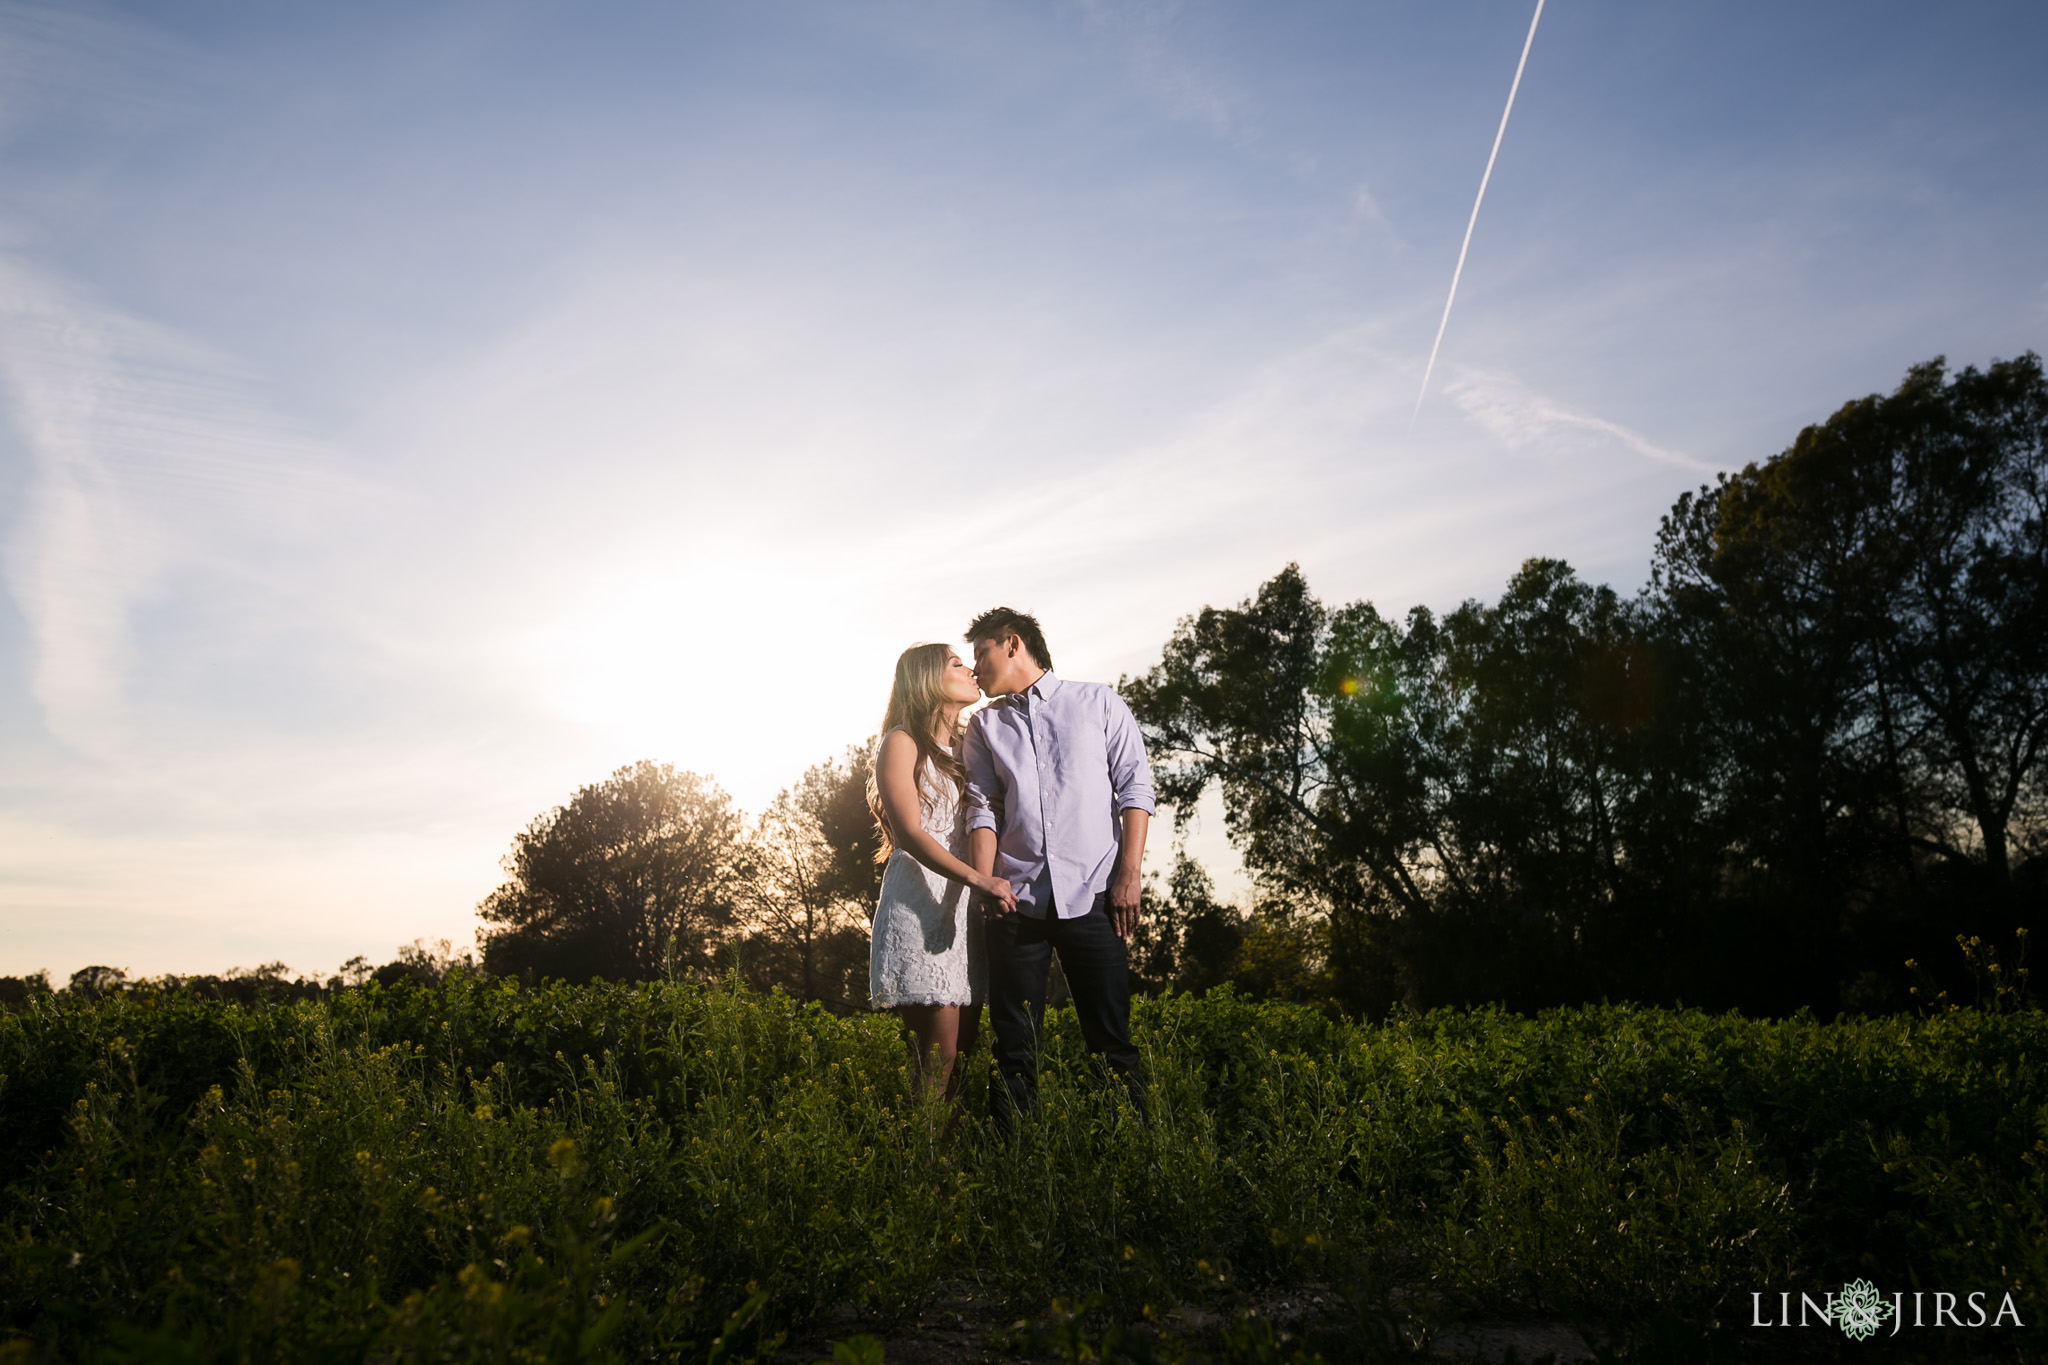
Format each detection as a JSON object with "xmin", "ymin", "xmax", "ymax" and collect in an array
[{"xmin": 865, "ymin": 607, "xmax": 1155, "ymax": 1128}]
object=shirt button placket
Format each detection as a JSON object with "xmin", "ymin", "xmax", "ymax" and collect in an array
[{"xmin": 1036, "ymin": 729, "xmax": 1053, "ymax": 908}]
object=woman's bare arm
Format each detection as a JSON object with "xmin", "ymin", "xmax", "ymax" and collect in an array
[
  {"xmin": 876, "ymin": 730, "xmax": 1017, "ymax": 913},
  {"xmin": 967, "ymin": 827, "xmax": 1005, "ymax": 919}
]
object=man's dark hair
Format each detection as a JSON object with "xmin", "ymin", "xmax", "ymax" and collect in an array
[{"xmin": 965, "ymin": 607, "xmax": 1053, "ymax": 671}]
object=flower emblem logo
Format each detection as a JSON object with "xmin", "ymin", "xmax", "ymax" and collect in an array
[{"xmin": 1834, "ymin": 1280, "xmax": 1895, "ymax": 1341}]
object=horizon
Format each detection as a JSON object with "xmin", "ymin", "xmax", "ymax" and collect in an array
[{"xmin": 3, "ymin": 0, "xmax": 2045, "ymax": 980}]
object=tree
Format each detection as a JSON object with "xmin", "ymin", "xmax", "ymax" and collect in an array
[
  {"xmin": 1122, "ymin": 566, "xmax": 1347, "ymax": 905},
  {"xmin": 1124, "ymin": 560, "xmax": 1696, "ymax": 1011},
  {"xmin": 738, "ymin": 746, "xmax": 879, "ymax": 1008},
  {"xmin": 1651, "ymin": 354, "xmax": 2048, "ymax": 1004},
  {"xmin": 1174, "ymin": 869, "xmax": 1247, "ymax": 995},
  {"xmin": 1123, "ymin": 564, "xmax": 1424, "ymax": 1010},
  {"xmin": 370, "ymin": 939, "xmax": 474, "ymax": 987},
  {"xmin": 67, "ymin": 966, "xmax": 128, "ymax": 998},
  {"xmin": 0, "ymin": 971, "xmax": 52, "ymax": 1012},
  {"xmin": 1126, "ymin": 357, "xmax": 2046, "ymax": 1015},
  {"xmin": 1127, "ymin": 846, "xmax": 1245, "ymax": 995},
  {"xmin": 1863, "ymin": 355, "xmax": 2048, "ymax": 885},
  {"xmin": 478, "ymin": 762, "xmax": 746, "ymax": 982},
  {"xmin": 805, "ymin": 741, "xmax": 887, "ymax": 908},
  {"xmin": 1654, "ymin": 381, "xmax": 1929, "ymax": 971}
]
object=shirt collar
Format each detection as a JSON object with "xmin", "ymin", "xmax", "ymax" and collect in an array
[{"xmin": 1009, "ymin": 670, "xmax": 1058, "ymax": 708}]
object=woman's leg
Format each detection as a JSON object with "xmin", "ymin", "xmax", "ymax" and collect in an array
[
  {"xmin": 950, "ymin": 1006, "xmax": 982, "ymax": 1103},
  {"xmin": 896, "ymin": 1003, "xmax": 964, "ymax": 1096}
]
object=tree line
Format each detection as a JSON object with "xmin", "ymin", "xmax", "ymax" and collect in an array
[
  {"xmin": 466, "ymin": 356, "xmax": 2039, "ymax": 1016},
  {"xmin": 1124, "ymin": 353, "xmax": 2047, "ymax": 1016},
  {"xmin": 19, "ymin": 354, "xmax": 2029, "ymax": 1018},
  {"xmin": 0, "ymin": 942, "xmax": 481, "ymax": 1012},
  {"xmin": 476, "ymin": 749, "xmax": 885, "ymax": 1010},
  {"xmin": 461, "ymin": 352, "xmax": 2048, "ymax": 1017}
]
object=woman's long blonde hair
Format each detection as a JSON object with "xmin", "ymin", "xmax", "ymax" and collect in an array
[{"xmin": 866, "ymin": 642, "xmax": 967, "ymax": 860}]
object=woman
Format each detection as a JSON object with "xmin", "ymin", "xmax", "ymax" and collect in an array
[{"xmin": 867, "ymin": 642, "xmax": 1016, "ymax": 1100}]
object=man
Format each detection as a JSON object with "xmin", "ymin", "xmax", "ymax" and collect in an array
[{"xmin": 961, "ymin": 606, "xmax": 1154, "ymax": 1126}]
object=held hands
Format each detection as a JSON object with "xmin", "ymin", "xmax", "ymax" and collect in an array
[
  {"xmin": 977, "ymin": 875, "xmax": 1018, "ymax": 917},
  {"xmin": 1109, "ymin": 867, "xmax": 1142, "ymax": 940}
]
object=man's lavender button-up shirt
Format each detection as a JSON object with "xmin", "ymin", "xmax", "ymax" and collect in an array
[{"xmin": 962, "ymin": 672, "xmax": 1157, "ymax": 920}]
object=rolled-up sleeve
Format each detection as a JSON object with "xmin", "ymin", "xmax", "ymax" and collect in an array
[
  {"xmin": 1104, "ymin": 693, "xmax": 1156, "ymax": 816},
  {"xmin": 962, "ymin": 715, "xmax": 1001, "ymax": 834}
]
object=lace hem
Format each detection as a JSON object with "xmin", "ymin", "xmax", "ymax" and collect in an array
[{"xmin": 869, "ymin": 992, "xmax": 979, "ymax": 1010}]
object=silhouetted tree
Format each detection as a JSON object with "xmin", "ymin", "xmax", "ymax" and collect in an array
[
  {"xmin": 0, "ymin": 971, "xmax": 52, "ymax": 1012},
  {"xmin": 1656, "ymin": 395, "xmax": 1923, "ymax": 997},
  {"xmin": 143, "ymin": 962, "xmax": 329, "ymax": 1006},
  {"xmin": 1173, "ymin": 863, "xmax": 1248, "ymax": 996},
  {"xmin": 1653, "ymin": 353, "xmax": 2048, "ymax": 1005},
  {"xmin": 66, "ymin": 966, "xmax": 128, "ymax": 999},
  {"xmin": 1128, "ymin": 846, "xmax": 1241, "ymax": 994},
  {"xmin": 1126, "ymin": 560, "xmax": 1699, "ymax": 1011},
  {"xmin": 478, "ymin": 762, "xmax": 746, "ymax": 982},
  {"xmin": 1847, "ymin": 355, "xmax": 2046, "ymax": 885},
  {"xmin": 738, "ymin": 748, "xmax": 876, "ymax": 1008},
  {"xmin": 370, "ymin": 939, "xmax": 474, "ymax": 987},
  {"xmin": 807, "ymin": 740, "xmax": 887, "ymax": 908},
  {"xmin": 1124, "ymin": 355, "xmax": 2047, "ymax": 1016}
]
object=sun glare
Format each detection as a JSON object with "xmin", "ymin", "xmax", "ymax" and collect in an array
[{"xmin": 527, "ymin": 552, "xmax": 883, "ymax": 809}]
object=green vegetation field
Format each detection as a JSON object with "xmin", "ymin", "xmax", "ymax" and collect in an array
[{"xmin": 2, "ymin": 979, "xmax": 2042, "ymax": 1362}]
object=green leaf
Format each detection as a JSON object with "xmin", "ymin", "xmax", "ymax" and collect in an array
[{"xmin": 828, "ymin": 1333, "xmax": 884, "ymax": 1365}]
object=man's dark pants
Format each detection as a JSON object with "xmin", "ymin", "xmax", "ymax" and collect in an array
[{"xmin": 986, "ymin": 891, "xmax": 1146, "ymax": 1128}]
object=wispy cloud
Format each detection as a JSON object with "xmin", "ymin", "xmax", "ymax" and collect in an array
[
  {"xmin": 1076, "ymin": 0, "xmax": 1251, "ymax": 141},
  {"xmin": 1350, "ymin": 183, "xmax": 1402, "ymax": 245},
  {"xmin": 0, "ymin": 0, "xmax": 2035, "ymax": 980},
  {"xmin": 0, "ymin": 255, "xmax": 363, "ymax": 756},
  {"xmin": 1443, "ymin": 367, "xmax": 1720, "ymax": 474},
  {"xmin": 0, "ymin": 1, "xmax": 180, "ymax": 143}
]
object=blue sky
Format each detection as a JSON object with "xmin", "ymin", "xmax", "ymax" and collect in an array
[{"xmin": 3, "ymin": 0, "xmax": 2044, "ymax": 978}]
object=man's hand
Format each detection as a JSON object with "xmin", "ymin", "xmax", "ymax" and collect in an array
[
  {"xmin": 978, "ymin": 875, "xmax": 1017, "ymax": 917},
  {"xmin": 1108, "ymin": 866, "xmax": 1142, "ymax": 939}
]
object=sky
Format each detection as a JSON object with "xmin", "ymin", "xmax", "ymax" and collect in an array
[{"xmin": 2, "ymin": 0, "xmax": 2044, "ymax": 980}]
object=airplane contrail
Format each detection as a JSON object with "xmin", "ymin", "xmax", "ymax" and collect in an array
[{"xmin": 1412, "ymin": 0, "xmax": 1547, "ymax": 423}]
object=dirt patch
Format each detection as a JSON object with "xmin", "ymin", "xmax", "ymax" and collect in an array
[
  {"xmin": 774, "ymin": 1292, "xmax": 1603, "ymax": 1364},
  {"xmin": 1426, "ymin": 1319, "xmax": 1603, "ymax": 1363}
]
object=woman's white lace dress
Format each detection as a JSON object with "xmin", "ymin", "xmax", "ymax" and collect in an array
[{"xmin": 868, "ymin": 746, "xmax": 987, "ymax": 1009}]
